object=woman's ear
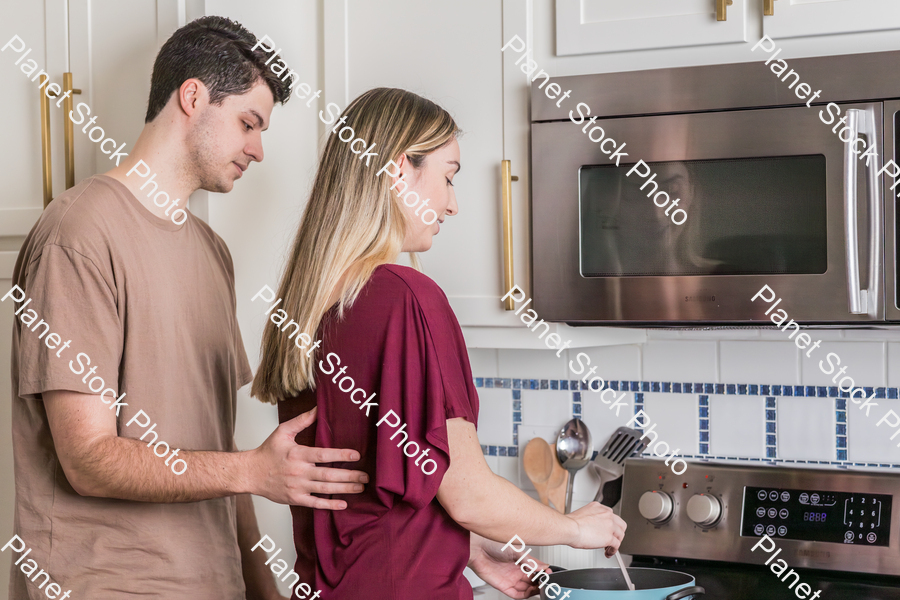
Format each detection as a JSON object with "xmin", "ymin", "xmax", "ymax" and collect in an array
[{"xmin": 390, "ymin": 152, "xmax": 416, "ymax": 191}]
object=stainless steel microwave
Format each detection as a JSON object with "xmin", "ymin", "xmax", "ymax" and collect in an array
[{"xmin": 531, "ymin": 50, "xmax": 900, "ymax": 326}]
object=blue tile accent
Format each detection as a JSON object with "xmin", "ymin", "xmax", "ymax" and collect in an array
[{"xmin": 475, "ymin": 374, "xmax": 900, "ymax": 470}]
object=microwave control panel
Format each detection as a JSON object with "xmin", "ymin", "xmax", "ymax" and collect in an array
[{"xmin": 740, "ymin": 486, "xmax": 892, "ymax": 547}]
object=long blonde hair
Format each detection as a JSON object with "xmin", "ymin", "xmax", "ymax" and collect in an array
[{"xmin": 252, "ymin": 88, "xmax": 459, "ymax": 404}]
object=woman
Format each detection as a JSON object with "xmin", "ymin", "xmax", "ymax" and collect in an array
[{"xmin": 253, "ymin": 88, "xmax": 626, "ymax": 600}]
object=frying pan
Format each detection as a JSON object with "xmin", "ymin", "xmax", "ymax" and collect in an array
[{"xmin": 538, "ymin": 567, "xmax": 704, "ymax": 600}]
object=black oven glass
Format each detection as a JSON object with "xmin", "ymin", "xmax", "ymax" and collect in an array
[
  {"xmin": 741, "ymin": 486, "xmax": 892, "ymax": 547},
  {"xmin": 579, "ymin": 155, "xmax": 828, "ymax": 277}
]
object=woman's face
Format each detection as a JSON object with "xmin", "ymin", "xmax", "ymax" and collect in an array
[{"xmin": 396, "ymin": 138, "xmax": 460, "ymax": 252}]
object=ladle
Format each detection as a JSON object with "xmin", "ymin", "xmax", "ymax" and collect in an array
[{"xmin": 555, "ymin": 418, "xmax": 593, "ymax": 514}]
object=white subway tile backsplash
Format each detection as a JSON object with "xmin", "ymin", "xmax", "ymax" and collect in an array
[
  {"xmin": 640, "ymin": 393, "xmax": 699, "ymax": 457},
  {"xmin": 887, "ymin": 343, "xmax": 900, "ymax": 388},
  {"xmin": 498, "ymin": 348, "xmax": 568, "ymax": 380},
  {"xmin": 565, "ymin": 344, "xmax": 642, "ymax": 381},
  {"xmin": 719, "ymin": 342, "xmax": 798, "ymax": 385},
  {"xmin": 777, "ymin": 397, "xmax": 835, "ymax": 461},
  {"xmin": 847, "ymin": 398, "xmax": 900, "ymax": 464},
  {"xmin": 467, "ymin": 348, "xmax": 498, "ymax": 377},
  {"xmin": 708, "ymin": 395, "xmax": 766, "ymax": 458},
  {"xmin": 800, "ymin": 341, "xmax": 885, "ymax": 387},
  {"xmin": 476, "ymin": 388, "xmax": 514, "ymax": 446},
  {"xmin": 520, "ymin": 390, "xmax": 572, "ymax": 433},
  {"xmin": 642, "ymin": 341, "xmax": 717, "ymax": 382},
  {"xmin": 581, "ymin": 390, "xmax": 635, "ymax": 451}
]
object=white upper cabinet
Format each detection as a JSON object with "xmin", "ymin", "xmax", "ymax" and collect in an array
[
  {"xmin": 556, "ymin": 0, "xmax": 748, "ymax": 56},
  {"xmin": 764, "ymin": 0, "xmax": 900, "ymax": 39}
]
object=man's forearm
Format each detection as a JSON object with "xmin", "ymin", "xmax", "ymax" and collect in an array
[
  {"xmin": 71, "ymin": 435, "xmax": 253, "ymax": 502},
  {"xmin": 237, "ymin": 493, "xmax": 282, "ymax": 600}
]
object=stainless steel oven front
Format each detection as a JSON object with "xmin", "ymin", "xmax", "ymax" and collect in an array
[{"xmin": 531, "ymin": 51, "xmax": 900, "ymax": 326}]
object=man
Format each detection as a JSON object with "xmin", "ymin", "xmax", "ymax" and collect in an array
[{"xmin": 9, "ymin": 16, "xmax": 367, "ymax": 600}]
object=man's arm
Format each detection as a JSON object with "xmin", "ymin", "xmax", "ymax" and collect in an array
[
  {"xmin": 237, "ymin": 492, "xmax": 285, "ymax": 600},
  {"xmin": 44, "ymin": 389, "xmax": 368, "ymax": 505},
  {"xmin": 436, "ymin": 418, "xmax": 626, "ymax": 552}
]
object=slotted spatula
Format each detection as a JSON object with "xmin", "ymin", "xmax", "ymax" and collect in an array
[{"xmin": 592, "ymin": 427, "xmax": 648, "ymax": 506}]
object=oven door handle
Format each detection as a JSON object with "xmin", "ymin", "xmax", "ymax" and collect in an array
[{"xmin": 844, "ymin": 108, "xmax": 882, "ymax": 316}]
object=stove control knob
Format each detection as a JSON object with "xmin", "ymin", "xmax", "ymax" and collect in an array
[
  {"xmin": 687, "ymin": 493, "xmax": 723, "ymax": 528},
  {"xmin": 639, "ymin": 491, "xmax": 674, "ymax": 524}
]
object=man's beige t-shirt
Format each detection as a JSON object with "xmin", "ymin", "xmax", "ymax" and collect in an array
[{"xmin": 9, "ymin": 175, "xmax": 253, "ymax": 599}]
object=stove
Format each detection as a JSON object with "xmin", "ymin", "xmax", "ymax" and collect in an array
[{"xmin": 619, "ymin": 459, "xmax": 900, "ymax": 599}]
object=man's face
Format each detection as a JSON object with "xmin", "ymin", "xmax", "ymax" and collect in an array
[{"xmin": 187, "ymin": 80, "xmax": 275, "ymax": 193}]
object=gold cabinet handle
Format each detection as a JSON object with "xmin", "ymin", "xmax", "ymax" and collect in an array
[
  {"xmin": 40, "ymin": 73, "xmax": 82, "ymax": 208},
  {"xmin": 716, "ymin": 0, "xmax": 734, "ymax": 21},
  {"xmin": 40, "ymin": 82, "xmax": 53, "ymax": 207},
  {"xmin": 764, "ymin": 0, "xmax": 777, "ymax": 16},
  {"xmin": 62, "ymin": 73, "xmax": 83, "ymax": 190},
  {"xmin": 501, "ymin": 160, "xmax": 519, "ymax": 310}
]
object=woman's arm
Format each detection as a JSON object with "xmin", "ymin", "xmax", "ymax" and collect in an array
[{"xmin": 436, "ymin": 418, "xmax": 626, "ymax": 551}]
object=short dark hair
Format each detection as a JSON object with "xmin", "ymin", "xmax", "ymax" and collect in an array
[{"xmin": 145, "ymin": 16, "xmax": 291, "ymax": 123}]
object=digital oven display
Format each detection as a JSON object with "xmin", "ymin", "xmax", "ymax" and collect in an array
[{"xmin": 741, "ymin": 486, "xmax": 892, "ymax": 547}]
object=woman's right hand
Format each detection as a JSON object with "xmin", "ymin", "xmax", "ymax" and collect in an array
[{"xmin": 566, "ymin": 502, "xmax": 627, "ymax": 555}]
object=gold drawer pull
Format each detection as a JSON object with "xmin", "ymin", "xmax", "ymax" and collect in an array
[
  {"xmin": 716, "ymin": 0, "xmax": 734, "ymax": 21},
  {"xmin": 501, "ymin": 160, "xmax": 519, "ymax": 310}
]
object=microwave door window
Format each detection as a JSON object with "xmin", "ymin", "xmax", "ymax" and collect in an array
[{"xmin": 579, "ymin": 155, "xmax": 829, "ymax": 278}]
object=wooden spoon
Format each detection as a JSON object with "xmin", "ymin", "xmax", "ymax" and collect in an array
[
  {"xmin": 523, "ymin": 438, "xmax": 553, "ymax": 506},
  {"xmin": 547, "ymin": 449, "xmax": 569, "ymax": 514}
]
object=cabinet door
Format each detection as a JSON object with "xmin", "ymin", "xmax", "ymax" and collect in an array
[
  {"xmin": 764, "ymin": 0, "xmax": 900, "ymax": 39},
  {"xmin": 329, "ymin": 0, "xmax": 518, "ymax": 327},
  {"xmin": 556, "ymin": 0, "xmax": 748, "ymax": 56}
]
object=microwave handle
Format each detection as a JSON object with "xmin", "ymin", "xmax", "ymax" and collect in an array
[{"xmin": 844, "ymin": 108, "xmax": 882, "ymax": 316}]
